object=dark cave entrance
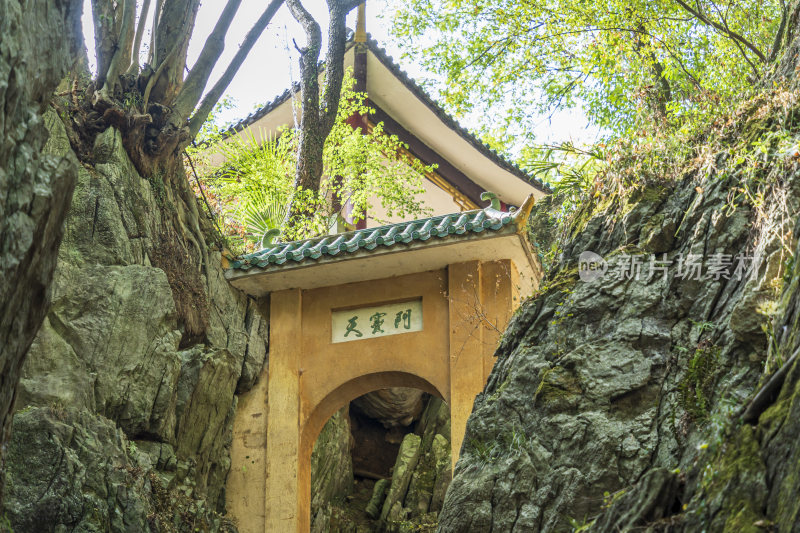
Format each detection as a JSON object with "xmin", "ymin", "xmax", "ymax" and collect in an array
[{"xmin": 310, "ymin": 388, "xmax": 452, "ymax": 532}]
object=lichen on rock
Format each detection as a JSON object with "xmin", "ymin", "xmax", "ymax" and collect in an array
[
  {"xmin": 4, "ymin": 115, "xmax": 266, "ymax": 532},
  {"xmin": 438, "ymin": 90, "xmax": 800, "ymax": 532}
]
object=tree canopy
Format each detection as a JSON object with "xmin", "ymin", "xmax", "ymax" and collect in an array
[{"xmin": 388, "ymin": 0, "xmax": 784, "ymax": 145}]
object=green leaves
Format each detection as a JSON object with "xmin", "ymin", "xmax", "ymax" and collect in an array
[
  {"xmin": 198, "ymin": 72, "xmax": 432, "ymax": 250},
  {"xmin": 239, "ymin": 187, "xmax": 289, "ymax": 246},
  {"xmin": 386, "ymin": 0, "xmax": 783, "ymax": 144}
]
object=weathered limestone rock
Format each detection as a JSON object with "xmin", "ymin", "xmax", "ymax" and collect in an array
[
  {"xmin": 438, "ymin": 102, "xmax": 799, "ymax": 531},
  {"xmin": 329, "ymin": 395, "xmax": 452, "ymax": 530},
  {"xmin": 655, "ymin": 221, "xmax": 800, "ymax": 533},
  {"xmin": 5, "ymin": 407, "xmax": 152, "ymax": 532},
  {"xmin": 417, "ymin": 397, "xmax": 450, "ymax": 452},
  {"xmin": 0, "ymin": 2, "xmax": 82, "ymax": 495},
  {"xmin": 591, "ymin": 467, "xmax": 682, "ymax": 531},
  {"xmin": 19, "ymin": 262, "xmax": 183, "ymax": 440},
  {"xmin": 381, "ymin": 433, "xmax": 422, "ymax": 521},
  {"xmin": 4, "ymin": 116, "xmax": 265, "ymax": 531},
  {"xmin": 4, "ymin": 406, "xmax": 236, "ymax": 532},
  {"xmin": 352, "ymin": 388, "xmax": 426, "ymax": 428},
  {"xmin": 237, "ymin": 305, "xmax": 269, "ymax": 393},
  {"xmin": 366, "ymin": 478, "xmax": 390, "ymax": 519},
  {"xmin": 429, "ymin": 434, "xmax": 451, "ymax": 513},
  {"xmin": 400, "ymin": 396, "xmax": 452, "ymax": 522},
  {"xmin": 405, "ymin": 456, "xmax": 436, "ymax": 517},
  {"xmin": 311, "ymin": 407, "xmax": 354, "ymax": 532}
]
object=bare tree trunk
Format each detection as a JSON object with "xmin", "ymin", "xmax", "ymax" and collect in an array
[
  {"xmin": 771, "ymin": 0, "xmax": 800, "ymax": 82},
  {"xmin": 283, "ymin": 0, "xmax": 363, "ymax": 237},
  {"xmin": 188, "ymin": 0, "xmax": 285, "ymax": 137},
  {"xmin": 86, "ymin": 0, "xmax": 285, "ymax": 177},
  {"xmin": 0, "ymin": 0, "xmax": 82, "ymax": 504},
  {"xmin": 633, "ymin": 24, "xmax": 672, "ymax": 125},
  {"xmin": 148, "ymin": 0, "xmax": 202, "ymax": 105}
]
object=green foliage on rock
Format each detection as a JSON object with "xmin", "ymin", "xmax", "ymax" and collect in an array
[{"xmin": 679, "ymin": 342, "xmax": 722, "ymax": 421}]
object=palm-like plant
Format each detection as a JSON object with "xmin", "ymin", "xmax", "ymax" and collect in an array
[
  {"xmin": 239, "ymin": 186, "xmax": 288, "ymax": 247},
  {"xmin": 211, "ymin": 130, "xmax": 294, "ymax": 247}
]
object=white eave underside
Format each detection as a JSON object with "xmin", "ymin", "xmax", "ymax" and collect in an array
[{"xmin": 364, "ymin": 51, "xmax": 546, "ymax": 206}]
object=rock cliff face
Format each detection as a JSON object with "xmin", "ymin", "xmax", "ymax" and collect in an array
[
  {"xmin": 3, "ymin": 114, "xmax": 267, "ymax": 532},
  {"xmin": 311, "ymin": 407, "xmax": 354, "ymax": 532},
  {"xmin": 352, "ymin": 388, "xmax": 426, "ymax": 428},
  {"xmin": 0, "ymin": 0, "xmax": 82, "ymax": 499},
  {"xmin": 439, "ymin": 92, "xmax": 800, "ymax": 531},
  {"xmin": 3, "ymin": 111, "xmax": 452, "ymax": 532},
  {"xmin": 378, "ymin": 397, "xmax": 451, "ymax": 531}
]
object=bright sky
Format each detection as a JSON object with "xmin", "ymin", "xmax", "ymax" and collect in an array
[{"xmin": 81, "ymin": 0, "xmax": 598, "ymax": 147}]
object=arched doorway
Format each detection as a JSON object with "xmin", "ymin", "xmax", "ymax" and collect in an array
[
  {"xmin": 301, "ymin": 373, "xmax": 447, "ymax": 532},
  {"xmin": 302, "ymin": 372, "xmax": 446, "ymax": 463},
  {"xmin": 306, "ymin": 383, "xmax": 451, "ymax": 531}
]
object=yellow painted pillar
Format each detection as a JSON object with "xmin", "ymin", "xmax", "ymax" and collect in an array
[
  {"xmin": 227, "ymin": 364, "xmax": 269, "ymax": 533},
  {"xmin": 479, "ymin": 260, "xmax": 518, "ymax": 384},
  {"xmin": 265, "ymin": 289, "xmax": 303, "ymax": 533},
  {"xmin": 448, "ymin": 261, "xmax": 484, "ymax": 469}
]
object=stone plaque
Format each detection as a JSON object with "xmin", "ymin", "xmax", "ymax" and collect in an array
[{"xmin": 332, "ymin": 299, "xmax": 423, "ymax": 343}]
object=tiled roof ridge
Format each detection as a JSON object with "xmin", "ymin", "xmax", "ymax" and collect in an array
[
  {"xmin": 228, "ymin": 194, "xmax": 534, "ymax": 271},
  {"xmin": 222, "ymin": 34, "xmax": 552, "ymax": 194}
]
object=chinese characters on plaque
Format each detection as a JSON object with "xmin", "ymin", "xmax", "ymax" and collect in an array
[{"xmin": 332, "ymin": 300, "xmax": 423, "ymax": 343}]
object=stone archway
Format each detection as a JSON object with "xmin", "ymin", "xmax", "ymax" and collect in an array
[
  {"xmin": 223, "ymin": 198, "xmax": 542, "ymax": 532},
  {"xmin": 228, "ymin": 262, "xmax": 521, "ymax": 532}
]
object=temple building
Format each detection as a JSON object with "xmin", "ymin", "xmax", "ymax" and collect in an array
[{"xmin": 220, "ymin": 12, "xmax": 549, "ymax": 229}]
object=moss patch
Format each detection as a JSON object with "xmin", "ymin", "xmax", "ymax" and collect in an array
[
  {"xmin": 679, "ymin": 342, "xmax": 721, "ymax": 421},
  {"xmin": 691, "ymin": 425, "xmax": 768, "ymax": 533},
  {"xmin": 535, "ymin": 366, "xmax": 583, "ymax": 408}
]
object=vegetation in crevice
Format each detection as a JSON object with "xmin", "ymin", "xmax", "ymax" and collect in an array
[{"xmin": 678, "ymin": 341, "xmax": 721, "ymax": 422}]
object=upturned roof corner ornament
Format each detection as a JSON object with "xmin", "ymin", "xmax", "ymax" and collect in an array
[{"xmin": 480, "ymin": 191, "xmax": 502, "ymax": 211}]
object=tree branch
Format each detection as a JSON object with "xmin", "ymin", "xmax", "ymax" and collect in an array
[
  {"xmin": 171, "ymin": 0, "xmax": 242, "ymax": 125},
  {"xmin": 673, "ymin": 0, "xmax": 766, "ymax": 62},
  {"xmin": 320, "ymin": 0, "xmax": 354, "ymax": 133},
  {"xmin": 188, "ymin": 0, "xmax": 285, "ymax": 137},
  {"xmin": 283, "ymin": 0, "xmax": 363, "ymax": 236},
  {"xmin": 147, "ymin": 0, "xmax": 165, "ymax": 66},
  {"xmin": 707, "ymin": 0, "xmax": 760, "ymax": 76},
  {"xmin": 99, "ymin": 0, "xmax": 136, "ymax": 97},
  {"xmin": 127, "ymin": 0, "xmax": 152, "ymax": 75},
  {"xmin": 769, "ymin": 0, "xmax": 789, "ymax": 62},
  {"xmin": 283, "ymin": 0, "xmax": 324, "ymax": 236},
  {"xmin": 632, "ymin": 23, "xmax": 672, "ymax": 122},
  {"xmin": 149, "ymin": 0, "xmax": 202, "ymax": 105},
  {"xmin": 341, "ymin": 0, "xmax": 365, "ymax": 13},
  {"xmin": 91, "ymin": 0, "xmax": 121, "ymax": 88},
  {"xmin": 143, "ymin": 46, "xmax": 179, "ymax": 110}
]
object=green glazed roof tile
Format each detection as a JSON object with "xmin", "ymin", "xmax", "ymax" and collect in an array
[{"xmin": 228, "ymin": 198, "xmax": 529, "ymax": 272}]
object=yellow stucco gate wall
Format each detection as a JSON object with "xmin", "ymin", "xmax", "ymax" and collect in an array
[{"xmin": 224, "ymin": 196, "xmax": 542, "ymax": 533}]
